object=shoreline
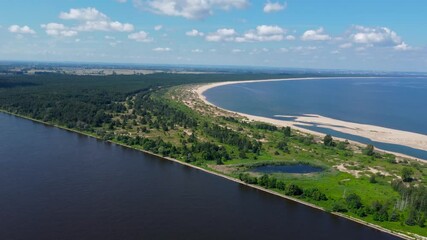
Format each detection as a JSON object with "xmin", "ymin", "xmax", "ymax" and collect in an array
[
  {"xmin": 0, "ymin": 109, "xmax": 418, "ymax": 240},
  {"xmin": 194, "ymin": 77, "xmax": 427, "ymax": 162}
]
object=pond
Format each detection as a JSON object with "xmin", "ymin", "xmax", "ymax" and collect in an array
[{"xmin": 252, "ymin": 164, "xmax": 324, "ymax": 174}]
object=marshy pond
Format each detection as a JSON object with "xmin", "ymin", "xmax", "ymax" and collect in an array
[{"xmin": 252, "ymin": 164, "xmax": 324, "ymax": 174}]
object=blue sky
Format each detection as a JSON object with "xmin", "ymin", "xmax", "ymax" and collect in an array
[{"xmin": 0, "ymin": 0, "xmax": 426, "ymax": 71}]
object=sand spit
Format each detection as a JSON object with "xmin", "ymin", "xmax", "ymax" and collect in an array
[{"xmin": 194, "ymin": 78, "xmax": 427, "ymax": 161}]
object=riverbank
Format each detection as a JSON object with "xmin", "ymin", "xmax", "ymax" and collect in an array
[
  {"xmin": 194, "ymin": 78, "xmax": 427, "ymax": 162},
  {"xmin": 0, "ymin": 109, "xmax": 416, "ymax": 240}
]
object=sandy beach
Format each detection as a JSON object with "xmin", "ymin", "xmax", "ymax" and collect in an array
[{"xmin": 194, "ymin": 78, "xmax": 427, "ymax": 161}]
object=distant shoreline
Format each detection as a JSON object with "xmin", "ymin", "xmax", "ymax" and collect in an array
[{"xmin": 194, "ymin": 77, "xmax": 427, "ymax": 162}]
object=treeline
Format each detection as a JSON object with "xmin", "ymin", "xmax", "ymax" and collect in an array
[
  {"xmin": 239, "ymin": 172, "xmax": 425, "ymax": 227},
  {"xmin": 202, "ymin": 123, "xmax": 262, "ymax": 154},
  {"xmin": 114, "ymin": 134, "xmax": 230, "ymax": 165},
  {"xmin": 254, "ymin": 123, "xmax": 278, "ymax": 131},
  {"xmin": 116, "ymin": 135, "xmax": 180, "ymax": 157},
  {"xmin": 392, "ymin": 180, "xmax": 427, "ymax": 227},
  {"xmin": 1, "ymin": 89, "xmax": 118, "ymax": 129},
  {"xmin": 133, "ymin": 94, "xmax": 198, "ymax": 130},
  {"xmin": 0, "ymin": 73, "xmax": 292, "ymax": 131},
  {"xmin": 239, "ymin": 173, "xmax": 328, "ymax": 201},
  {"xmin": 331, "ymin": 185, "xmax": 426, "ymax": 227}
]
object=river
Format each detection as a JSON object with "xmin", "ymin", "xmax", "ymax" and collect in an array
[{"xmin": 0, "ymin": 113, "xmax": 399, "ymax": 239}]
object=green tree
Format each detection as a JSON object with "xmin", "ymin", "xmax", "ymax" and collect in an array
[
  {"xmin": 276, "ymin": 181, "xmax": 286, "ymax": 191},
  {"xmin": 267, "ymin": 177, "xmax": 277, "ymax": 189},
  {"xmin": 323, "ymin": 134, "xmax": 335, "ymax": 147},
  {"xmin": 259, "ymin": 174, "xmax": 269, "ymax": 187},
  {"xmin": 401, "ymin": 167, "xmax": 414, "ymax": 182},
  {"xmin": 369, "ymin": 175, "xmax": 377, "ymax": 184},
  {"xmin": 303, "ymin": 188, "xmax": 327, "ymax": 201},
  {"xmin": 363, "ymin": 144, "xmax": 375, "ymax": 156},
  {"xmin": 285, "ymin": 183, "xmax": 303, "ymax": 196},
  {"xmin": 239, "ymin": 150, "xmax": 247, "ymax": 159},
  {"xmin": 370, "ymin": 201, "xmax": 390, "ymax": 222},
  {"xmin": 283, "ymin": 126, "xmax": 291, "ymax": 137},
  {"xmin": 405, "ymin": 209, "xmax": 417, "ymax": 226},
  {"xmin": 418, "ymin": 214, "xmax": 426, "ymax": 227},
  {"xmin": 345, "ymin": 193, "xmax": 362, "ymax": 209},
  {"xmin": 389, "ymin": 211, "xmax": 400, "ymax": 222},
  {"xmin": 332, "ymin": 200, "xmax": 348, "ymax": 212},
  {"xmin": 373, "ymin": 207, "xmax": 389, "ymax": 222}
]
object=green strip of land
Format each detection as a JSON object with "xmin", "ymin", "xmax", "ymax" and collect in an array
[{"xmin": 0, "ymin": 73, "xmax": 426, "ymax": 239}]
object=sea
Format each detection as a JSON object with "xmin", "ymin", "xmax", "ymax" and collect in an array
[{"xmin": 204, "ymin": 77, "xmax": 427, "ymax": 160}]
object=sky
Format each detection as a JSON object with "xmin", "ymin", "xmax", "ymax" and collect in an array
[{"xmin": 0, "ymin": 0, "xmax": 426, "ymax": 72}]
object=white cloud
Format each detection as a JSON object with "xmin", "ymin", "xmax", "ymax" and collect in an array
[
  {"xmin": 249, "ymin": 48, "xmax": 269, "ymax": 55},
  {"xmin": 110, "ymin": 21, "xmax": 134, "ymax": 32},
  {"xmin": 339, "ymin": 42, "xmax": 353, "ymax": 49},
  {"xmin": 8, "ymin": 25, "xmax": 36, "ymax": 34},
  {"xmin": 128, "ymin": 31, "xmax": 152, "ymax": 42},
  {"xmin": 279, "ymin": 47, "xmax": 289, "ymax": 52},
  {"xmin": 116, "ymin": 0, "xmax": 127, "ymax": 3},
  {"xmin": 191, "ymin": 49, "xmax": 203, "ymax": 53},
  {"xmin": 263, "ymin": 1, "xmax": 287, "ymax": 13},
  {"xmin": 231, "ymin": 48, "xmax": 243, "ymax": 53},
  {"xmin": 350, "ymin": 25, "xmax": 401, "ymax": 45},
  {"xmin": 291, "ymin": 46, "xmax": 318, "ymax": 53},
  {"xmin": 154, "ymin": 25, "xmax": 163, "ymax": 31},
  {"xmin": 57, "ymin": 8, "xmax": 134, "ymax": 32},
  {"xmin": 301, "ymin": 27, "xmax": 331, "ymax": 41},
  {"xmin": 394, "ymin": 42, "xmax": 411, "ymax": 51},
  {"xmin": 206, "ymin": 25, "xmax": 286, "ymax": 42},
  {"xmin": 285, "ymin": 35, "xmax": 295, "ymax": 40},
  {"xmin": 206, "ymin": 28, "xmax": 236, "ymax": 42},
  {"xmin": 109, "ymin": 40, "xmax": 122, "ymax": 47},
  {"xmin": 348, "ymin": 25, "xmax": 411, "ymax": 50},
  {"xmin": 256, "ymin": 25, "xmax": 284, "ymax": 35},
  {"xmin": 41, "ymin": 23, "xmax": 78, "ymax": 37},
  {"xmin": 60, "ymin": 8, "xmax": 108, "ymax": 21},
  {"xmin": 152, "ymin": 47, "xmax": 171, "ymax": 51},
  {"xmin": 237, "ymin": 25, "xmax": 285, "ymax": 42},
  {"xmin": 75, "ymin": 20, "xmax": 134, "ymax": 32},
  {"xmin": 105, "ymin": 36, "xmax": 122, "ymax": 46},
  {"xmin": 186, "ymin": 29, "xmax": 204, "ymax": 37},
  {"xmin": 135, "ymin": 0, "xmax": 248, "ymax": 19}
]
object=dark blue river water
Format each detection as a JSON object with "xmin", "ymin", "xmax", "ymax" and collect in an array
[
  {"xmin": 204, "ymin": 77, "xmax": 427, "ymax": 160},
  {"xmin": 0, "ymin": 113, "xmax": 399, "ymax": 239}
]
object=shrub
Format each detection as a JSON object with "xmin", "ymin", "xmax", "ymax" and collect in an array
[
  {"xmin": 285, "ymin": 183, "xmax": 303, "ymax": 196},
  {"xmin": 345, "ymin": 193, "xmax": 363, "ymax": 209}
]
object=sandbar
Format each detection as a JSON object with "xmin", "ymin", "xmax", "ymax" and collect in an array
[{"xmin": 194, "ymin": 77, "xmax": 427, "ymax": 161}]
